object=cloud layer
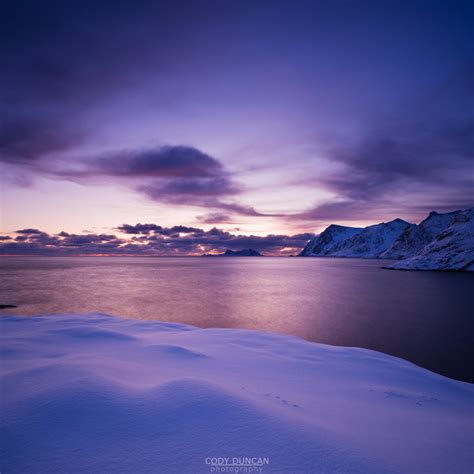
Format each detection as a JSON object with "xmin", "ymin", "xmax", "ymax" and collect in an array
[
  {"xmin": 0, "ymin": 226, "xmax": 314, "ymax": 256},
  {"xmin": 8, "ymin": 143, "xmax": 267, "ymax": 217}
]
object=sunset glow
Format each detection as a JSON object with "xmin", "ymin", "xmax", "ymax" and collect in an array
[{"xmin": 1, "ymin": 0, "xmax": 473, "ymax": 254}]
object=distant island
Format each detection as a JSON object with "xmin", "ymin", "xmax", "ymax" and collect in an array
[
  {"xmin": 202, "ymin": 248, "xmax": 262, "ymax": 257},
  {"xmin": 299, "ymin": 207, "xmax": 474, "ymax": 271}
]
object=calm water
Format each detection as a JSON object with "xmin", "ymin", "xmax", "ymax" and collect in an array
[{"xmin": 1, "ymin": 256, "xmax": 472, "ymax": 382}]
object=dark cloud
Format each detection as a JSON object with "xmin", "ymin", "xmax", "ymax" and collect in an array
[
  {"xmin": 0, "ymin": 3, "xmax": 102, "ymax": 166},
  {"xmin": 97, "ymin": 147, "xmax": 223, "ymax": 178},
  {"xmin": 138, "ymin": 176, "xmax": 241, "ymax": 210},
  {"xmin": 0, "ymin": 0, "xmax": 257, "ymax": 167},
  {"xmin": 52, "ymin": 146, "xmax": 225, "ymax": 180},
  {"xmin": 197, "ymin": 213, "xmax": 233, "ymax": 224},
  {"xmin": 53, "ymin": 147, "xmax": 267, "ymax": 216},
  {"xmin": 293, "ymin": 65, "xmax": 474, "ymax": 223},
  {"xmin": 15, "ymin": 228, "xmax": 46, "ymax": 235},
  {"xmin": 117, "ymin": 223, "xmax": 202, "ymax": 236},
  {"xmin": 201, "ymin": 201, "xmax": 265, "ymax": 217},
  {"xmin": 117, "ymin": 224, "xmax": 165, "ymax": 235},
  {"xmin": 9, "ymin": 142, "xmax": 267, "ymax": 217},
  {"xmin": 0, "ymin": 115, "xmax": 81, "ymax": 164},
  {"xmin": 8, "ymin": 140, "xmax": 271, "ymax": 217},
  {"xmin": 170, "ymin": 225, "xmax": 204, "ymax": 234},
  {"xmin": 0, "ymin": 1, "xmax": 186, "ymax": 163},
  {"xmin": 58, "ymin": 233, "xmax": 118, "ymax": 246},
  {"xmin": 329, "ymin": 124, "xmax": 473, "ymax": 199},
  {"xmin": 0, "ymin": 225, "xmax": 315, "ymax": 256},
  {"xmin": 141, "ymin": 176, "xmax": 238, "ymax": 197},
  {"xmin": 137, "ymin": 173, "xmax": 264, "ymax": 217}
]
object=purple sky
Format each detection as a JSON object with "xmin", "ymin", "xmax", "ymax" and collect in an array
[{"xmin": 1, "ymin": 0, "xmax": 473, "ymax": 255}]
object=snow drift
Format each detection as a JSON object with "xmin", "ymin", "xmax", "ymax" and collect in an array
[{"xmin": 1, "ymin": 313, "xmax": 472, "ymax": 473}]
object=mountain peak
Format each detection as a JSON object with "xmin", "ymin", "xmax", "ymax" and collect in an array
[
  {"xmin": 223, "ymin": 248, "xmax": 261, "ymax": 257},
  {"xmin": 326, "ymin": 224, "xmax": 355, "ymax": 231},
  {"xmin": 387, "ymin": 218, "xmax": 410, "ymax": 225}
]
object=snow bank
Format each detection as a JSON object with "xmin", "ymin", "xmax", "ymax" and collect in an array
[{"xmin": 1, "ymin": 314, "xmax": 473, "ymax": 473}]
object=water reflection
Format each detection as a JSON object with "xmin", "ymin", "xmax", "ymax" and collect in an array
[{"xmin": 0, "ymin": 256, "xmax": 472, "ymax": 382}]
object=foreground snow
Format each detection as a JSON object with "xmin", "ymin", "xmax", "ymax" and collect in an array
[{"xmin": 1, "ymin": 314, "xmax": 473, "ymax": 473}]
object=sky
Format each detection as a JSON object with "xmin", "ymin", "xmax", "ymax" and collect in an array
[{"xmin": 0, "ymin": 0, "xmax": 473, "ymax": 255}]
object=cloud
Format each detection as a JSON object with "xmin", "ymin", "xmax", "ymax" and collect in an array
[
  {"xmin": 0, "ymin": 225, "xmax": 315, "ymax": 256},
  {"xmin": 15, "ymin": 228, "xmax": 47, "ymax": 235},
  {"xmin": 138, "ymin": 173, "xmax": 263, "ymax": 217},
  {"xmin": 2, "ymin": 3, "xmax": 259, "ymax": 217},
  {"xmin": 138, "ymin": 175, "xmax": 241, "ymax": 209},
  {"xmin": 48, "ymin": 146, "xmax": 227, "ymax": 184},
  {"xmin": 4, "ymin": 141, "xmax": 269, "ymax": 217},
  {"xmin": 0, "ymin": 2, "xmax": 276, "ymax": 221},
  {"xmin": 1, "ymin": 2, "xmax": 169, "ymax": 165},
  {"xmin": 291, "ymin": 65, "xmax": 474, "ymax": 223},
  {"xmin": 3, "ymin": 2, "xmax": 472, "ymax": 230},
  {"xmin": 117, "ymin": 224, "xmax": 166, "ymax": 235},
  {"xmin": 75, "ymin": 146, "xmax": 225, "ymax": 179},
  {"xmin": 117, "ymin": 224, "xmax": 203, "ymax": 236},
  {"xmin": 197, "ymin": 213, "xmax": 233, "ymax": 224},
  {"xmin": 140, "ymin": 176, "xmax": 239, "ymax": 197},
  {"xmin": 0, "ymin": 115, "xmax": 81, "ymax": 164},
  {"xmin": 54, "ymin": 145, "xmax": 269, "ymax": 217}
]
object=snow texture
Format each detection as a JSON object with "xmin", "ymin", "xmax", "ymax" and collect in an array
[
  {"xmin": 1, "ymin": 313, "xmax": 473, "ymax": 473},
  {"xmin": 300, "ymin": 207, "xmax": 474, "ymax": 271}
]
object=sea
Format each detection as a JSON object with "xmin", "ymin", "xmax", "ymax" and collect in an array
[{"xmin": 1, "ymin": 256, "xmax": 472, "ymax": 382}]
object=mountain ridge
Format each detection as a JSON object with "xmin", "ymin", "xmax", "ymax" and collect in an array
[{"xmin": 299, "ymin": 207, "xmax": 474, "ymax": 271}]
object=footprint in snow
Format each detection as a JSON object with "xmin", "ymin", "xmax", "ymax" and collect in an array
[{"xmin": 263, "ymin": 393, "xmax": 299, "ymax": 408}]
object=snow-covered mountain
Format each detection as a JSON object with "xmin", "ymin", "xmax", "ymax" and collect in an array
[
  {"xmin": 299, "ymin": 219, "xmax": 412, "ymax": 258},
  {"xmin": 388, "ymin": 208, "xmax": 474, "ymax": 271},
  {"xmin": 221, "ymin": 248, "xmax": 262, "ymax": 256},
  {"xmin": 299, "ymin": 207, "xmax": 474, "ymax": 271},
  {"xmin": 381, "ymin": 209, "xmax": 462, "ymax": 259},
  {"xmin": 203, "ymin": 248, "xmax": 262, "ymax": 257},
  {"xmin": 299, "ymin": 224, "xmax": 361, "ymax": 256}
]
